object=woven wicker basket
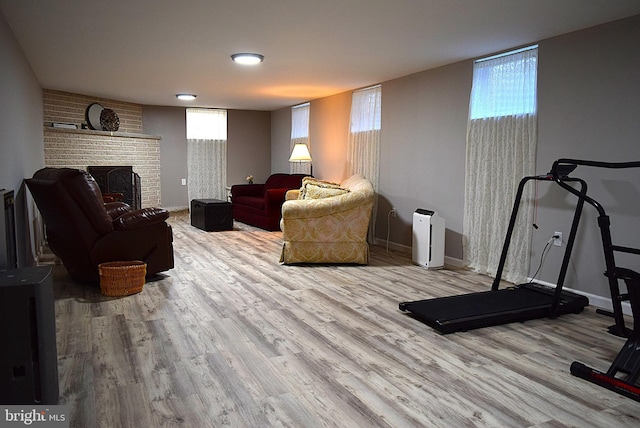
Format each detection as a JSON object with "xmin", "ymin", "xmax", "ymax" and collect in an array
[{"xmin": 98, "ymin": 261, "xmax": 147, "ymax": 296}]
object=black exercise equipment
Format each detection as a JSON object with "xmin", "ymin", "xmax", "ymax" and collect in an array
[
  {"xmin": 549, "ymin": 159, "xmax": 640, "ymax": 402},
  {"xmin": 570, "ymin": 269, "xmax": 640, "ymax": 402},
  {"xmin": 399, "ymin": 162, "xmax": 589, "ymax": 334}
]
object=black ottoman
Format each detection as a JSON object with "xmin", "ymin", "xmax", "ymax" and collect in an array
[{"xmin": 190, "ymin": 199, "xmax": 233, "ymax": 231}]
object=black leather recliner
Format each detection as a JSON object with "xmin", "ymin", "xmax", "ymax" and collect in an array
[{"xmin": 26, "ymin": 167, "xmax": 174, "ymax": 283}]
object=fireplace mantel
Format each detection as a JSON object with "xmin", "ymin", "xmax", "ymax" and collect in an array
[{"xmin": 44, "ymin": 126, "xmax": 161, "ymax": 141}]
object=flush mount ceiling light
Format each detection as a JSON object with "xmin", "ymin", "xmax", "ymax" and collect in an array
[
  {"xmin": 231, "ymin": 53, "xmax": 264, "ymax": 65},
  {"xmin": 176, "ymin": 94, "xmax": 197, "ymax": 101}
]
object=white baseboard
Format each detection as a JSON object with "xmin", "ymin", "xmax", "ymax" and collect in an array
[
  {"xmin": 374, "ymin": 238, "xmax": 411, "ymax": 254},
  {"xmin": 444, "ymin": 256, "xmax": 465, "ymax": 269},
  {"xmin": 165, "ymin": 206, "xmax": 189, "ymax": 212},
  {"xmin": 528, "ymin": 278, "xmax": 632, "ymax": 316},
  {"xmin": 374, "ymin": 238, "xmax": 630, "ymax": 316},
  {"xmin": 373, "ymin": 238, "xmax": 465, "ymax": 269}
]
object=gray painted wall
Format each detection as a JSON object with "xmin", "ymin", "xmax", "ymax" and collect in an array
[
  {"xmin": 380, "ymin": 60, "xmax": 470, "ymax": 261},
  {"xmin": 270, "ymin": 16, "xmax": 640, "ymax": 303},
  {"xmin": 227, "ymin": 109, "xmax": 272, "ymax": 185},
  {"xmin": 271, "ymin": 91, "xmax": 352, "ymax": 183},
  {"xmin": 142, "ymin": 106, "xmax": 188, "ymax": 209},
  {"xmin": 270, "ymin": 107, "xmax": 292, "ymax": 174},
  {"xmin": 142, "ymin": 107, "xmax": 272, "ymax": 208},
  {"xmin": 0, "ymin": 12, "xmax": 44, "ymax": 268},
  {"xmin": 534, "ymin": 15, "xmax": 640, "ymax": 296}
]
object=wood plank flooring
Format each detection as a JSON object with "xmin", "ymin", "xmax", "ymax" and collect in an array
[{"xmin": 52, "ymin": 211, "xmax": 640, "ymax": 427}]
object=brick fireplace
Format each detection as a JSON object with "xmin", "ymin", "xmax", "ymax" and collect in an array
[{"xmin": 42, "ymin": 90, "xmax": 162, "ymax": 207}]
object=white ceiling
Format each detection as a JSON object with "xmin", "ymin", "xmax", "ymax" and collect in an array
[{"xmin": 2, "ymin": 1, "xmax": 640, "ymax": 111}]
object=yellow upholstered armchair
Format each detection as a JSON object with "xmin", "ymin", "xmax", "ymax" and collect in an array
[{"xmin": 279, "ymin": 174, "xmax": 374, "ymax": 264}]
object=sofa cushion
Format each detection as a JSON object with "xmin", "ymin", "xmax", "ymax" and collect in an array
[{"xmin": 234, "ymin": 195, "xmax": 265, "ymax": 210}]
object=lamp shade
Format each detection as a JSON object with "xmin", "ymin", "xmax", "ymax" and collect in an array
[{"xmin": 289, "ymin": 143, "xmax": 312, "ymax": 162}]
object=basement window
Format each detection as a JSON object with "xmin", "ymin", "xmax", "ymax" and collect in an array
[
  {"xmin": 291, "ymin": 103, "xmax": 310, "ymax": 140},
  {"xmin": 186, "ymin": 108, "xmax": 227, "ymax": 140},
  {"xmin": 350, "ymin": 85, "xmax": 381, "ymax": 132},
  {"xmin": 469, "ymin": 45, "xmax": 538, "ymax": 119}
]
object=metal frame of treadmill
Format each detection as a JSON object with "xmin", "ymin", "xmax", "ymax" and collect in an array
[{"xmin": 399, "ymin": 167, "xmax": 590, "ymax": 334}]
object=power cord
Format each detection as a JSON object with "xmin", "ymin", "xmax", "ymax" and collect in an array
[
  {"xmin": 529, "ymin": 236, "xmax": 555, "ymax": 283},
  {"xmin": 386, "ymin": 209, "xmax": 393, "ymax": 252}
]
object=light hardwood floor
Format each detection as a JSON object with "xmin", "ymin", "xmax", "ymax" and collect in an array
[{"xmin": 52, "ymin": 211, "xmax": 640, "ymax": 427}]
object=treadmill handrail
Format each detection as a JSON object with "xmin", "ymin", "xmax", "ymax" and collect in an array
[
  {"xmin": 551, "ymin": 159, "xmax": 640, "ymax": 217},
  {"xmin": 551, "ymin": 158, "xmax": 640, "ymax": 337},
  {"xmin": 491, "ymin": 172, "xmax": 587, "ymax": 316}
]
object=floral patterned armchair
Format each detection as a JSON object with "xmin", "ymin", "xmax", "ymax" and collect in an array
[{"xmin": 279, "ymin": 174, "xmax": 374, "ymax": 264}]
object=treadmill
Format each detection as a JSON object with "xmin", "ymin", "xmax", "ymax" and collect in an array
[{"xmin": 399, "ymin": 162, "xmax": 590, "ymax": 334}]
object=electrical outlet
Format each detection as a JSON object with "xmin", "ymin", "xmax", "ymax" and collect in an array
[
  {"xmin": 390, "ymin": 208, "xmax": 397, "ymax": 218},
  {"xmin": 553, "ymin": 231, "xmax": 562, "ymax": 247}
]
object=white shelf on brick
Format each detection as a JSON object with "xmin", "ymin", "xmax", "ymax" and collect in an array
[{"xmin": 44, "ymin": 126, "xmax": 161, "ymax": 140}]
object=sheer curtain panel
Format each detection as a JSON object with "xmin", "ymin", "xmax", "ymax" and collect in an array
[
  {"xmin": 186, "ymin": 108, "xmax": 228, "ymax": 203},
  {"xmin": 290, "ymin": 103, "xmax": 311, "ymax": 175},
  {"xmin": 463, "ymin": 47, "xmax": 538, "ymax": 283},
  {"xmin": 348, "ymin": 85, "xmax": 381, "ymax": 242}
]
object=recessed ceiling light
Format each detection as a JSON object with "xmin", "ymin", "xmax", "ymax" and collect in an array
[
  {"xmin": 176, "ymin": 94, "xmax": 196, "ymax": 101},
  {"xmin": 231, "ymin": 53, "xmax": 264, "ymax": 65}
]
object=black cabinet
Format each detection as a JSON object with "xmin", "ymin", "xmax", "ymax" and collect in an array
[
  {"xmin": 0, "ymin": 267, "xmax": 58, "ymax": 404},
  {"xmin": 191, "ymin": 199, "xmax": 233, "ymax": 231},
  {"xmin": 0, "ymin": 189, "xmax": 17, "ymax": 269}
]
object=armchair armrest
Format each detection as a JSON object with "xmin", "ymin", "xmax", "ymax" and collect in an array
[
  {"xmin": 281, "ymin": 190, "xmax": 373, "ymax": 219},
  {"xmin": 285, "ymin": 189, "xmax": 300, "ymax": 200},
  {"xmin": 231, "ymin": 183, "xmax": 265, "ymax": 198},
  {"xmin": 105, "ymin": 201, "xmax": 132, "ymax": 219},
  {"xmin": 113, "ymin": 207, "xmax": 170, "ymax": 231}
]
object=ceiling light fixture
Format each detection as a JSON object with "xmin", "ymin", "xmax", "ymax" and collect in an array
[
  {"xmin": 231, "ymin": 53, "xmax": 264, "ymax": 65},
  {"xmin": 176, "ymin": 94, "xmax": 197, "ymax": 101}
]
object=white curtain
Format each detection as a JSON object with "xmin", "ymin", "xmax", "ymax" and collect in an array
[
  {"xmin": 463, "ymin": 47, "xmax": 538, "ymax": 283},
  {"xmin": 186, "ymin": 108, "xmax": 227, "ymax": 202},
  {"xmin": 348, "ymin": 85, "xmax": 381, "ymax": 243},
  {"xmin": 290, "ymin": 103, "xmax": 311, "ymax": 175}
]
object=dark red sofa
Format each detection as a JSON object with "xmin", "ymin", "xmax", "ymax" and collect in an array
[{"xmin": 231, "ymin": 173, "xmax": 307, "ymax": 231}]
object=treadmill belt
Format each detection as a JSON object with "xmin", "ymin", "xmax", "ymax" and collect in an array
[{"xmin": 399, "ymin": 284, "xmax": 588, "ymax": 334}]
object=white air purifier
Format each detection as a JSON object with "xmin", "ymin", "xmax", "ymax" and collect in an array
[{"xmin": 412, "ymin": 209, "xmax": 445, "ymax": 269}]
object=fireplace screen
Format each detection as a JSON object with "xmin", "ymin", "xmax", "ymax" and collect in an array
[{"xmin": 87, "ymin": 166, "xmax": 141, "ymax": 209}]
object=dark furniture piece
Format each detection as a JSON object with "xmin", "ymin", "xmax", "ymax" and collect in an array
[
  {"xmin": 557, "ymin": 159, "xmax": 640, "ymax": 402},
  {"xmin": 191, "ymin": 199, "xmax": 233, "ymax": 231},
  {"xmin": 231, "ymin": 173, "xmax": 307, "ymax": 231},
  {"xmin": 0, "ymin": 267, "xmax": 58, "ymax": 404},
  {"xmin": 87, "ymin": 166, "xmax": 141, "ymax": 209},
  {"xmin": 0, "ymin": 189, "xmax": 17, "ymax": 269},
  {"xmin": 26, "ymin": 168, "xmax": 174, "ymax": 283}
]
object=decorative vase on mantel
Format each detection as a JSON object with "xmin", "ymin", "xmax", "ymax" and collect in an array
[{"xmin": 100, "ymin": 108, "xmax": 120, "ymax": 132}]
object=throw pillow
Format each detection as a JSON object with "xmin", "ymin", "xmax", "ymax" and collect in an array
[
  {"xmin": 298, "ymin": 177, "xmax": 343, "ymax": 199},
  {"xmin": 304, "ymin": 183, "xmax": 350, "ymax": 199}
]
